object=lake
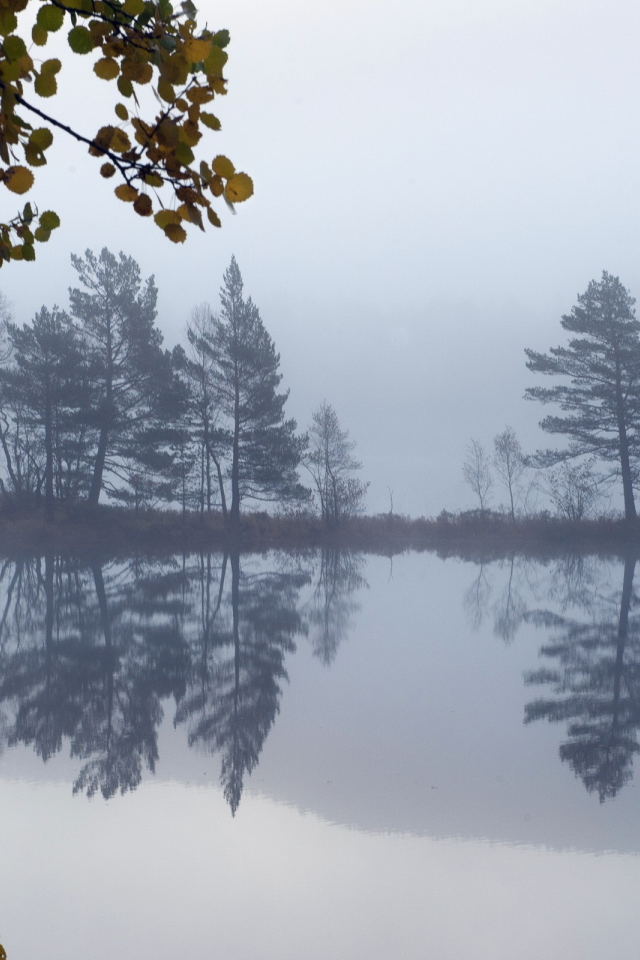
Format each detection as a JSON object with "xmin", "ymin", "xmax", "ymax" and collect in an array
[{"xmin": 0, "ymin": 548, "xmax": 638, "ymax": 959}]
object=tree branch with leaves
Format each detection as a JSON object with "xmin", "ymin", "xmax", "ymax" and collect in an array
[{"xmin": 0, "ymin": 0, "xmax": 253, "ymax": 263}]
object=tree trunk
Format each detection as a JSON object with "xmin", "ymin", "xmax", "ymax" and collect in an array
[
  {"xmin": 615, "ymin": 367, "xmax": 637, "ymax": 521},
  {"xmin": 209, "ymin": 447, "xmax": 228, "ymax": 520},
  {"xmin": 230, "ymin": 365, "xmax": 240, "ymax": 527},
  {"xmin": 44, "ymin": 391, "xmax": 54, "ymax": 523},
  {"xmin": 89, "ymin": 422, "xmax": 109, "ymax": 505},
  {"xmin": 612, "ymin": 557, "xmax": 635, "ymax": 737}
]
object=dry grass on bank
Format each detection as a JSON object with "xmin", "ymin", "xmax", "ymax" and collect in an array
[{"xmin": 1, "ymin": 501, "xmax": 640, "ymax": 559}]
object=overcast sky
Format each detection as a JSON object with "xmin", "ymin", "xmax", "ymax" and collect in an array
[{"xmin": 2, "ymin": 0, "xmax": 640, "ymax": 514}]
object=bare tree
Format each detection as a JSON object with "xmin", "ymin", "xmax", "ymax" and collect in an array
[
  {"xmin": 493, "ymin": 426, "xmax": 526, "ymax": 520},
  {"xmin": 546, "ymin": 460, "xmax": 606, "ymax": 520},
  {"xmin": 306, "ymin": 402, "xmax": 369, "ymax": 525},
  {"xmin": 462, "ymin": 439, "xmax": 493, "ymax": 512}
]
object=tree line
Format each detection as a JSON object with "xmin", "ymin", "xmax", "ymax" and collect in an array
[
  {"xmin": 0, "ymin": 250, "xmax": 368, "ymax": 524},
  {"xmin": 463, "ymin": 271, "xmax": 640, "ymax": 522}
]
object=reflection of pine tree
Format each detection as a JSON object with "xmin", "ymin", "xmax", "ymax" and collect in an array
[
  {"xmin": 0, "ymin": 555, "xmax": 189, "ymax": 798},
  {"xmin": 175, "ymin": 551, "xmax": 308, "ymax": 814},
  {"xmin": 307, "ymin": 550, "xmax": 366, "ymax": 665},
  {"xmin": 525, "ymin": 558, "xmax": 640, "ymax": 801}
]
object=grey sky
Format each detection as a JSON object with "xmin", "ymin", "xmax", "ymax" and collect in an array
[{"xmin": 2, "ymin": 0, "xmax": 640, "ymax": 514}]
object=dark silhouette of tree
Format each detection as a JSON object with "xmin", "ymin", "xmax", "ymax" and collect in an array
[
  {"xmin": 176, "ymin": 305, "xmax": 230, "ymax": 516},
  {"xmin": 209, "ymin": 257, "xmax": 308, "ymax": 525},
  {"xmin": 524, "ymin": 557, "xmax": 640, "ymax": 801},
  {"xmin": 0, "ymin": 306, "xmax": 88, "ymax": 518},
  {"xmin": 68, "ymin": 248, "xmax": 166, "ymax": 505},
  {"xmin": 526, "ymin": 271, "xmax": 640, "ymax": 521}
]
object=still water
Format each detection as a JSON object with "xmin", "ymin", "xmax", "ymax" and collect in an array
[{"xmin": 0, "ymin": 549, "xmax": 639, "ymax": 958}]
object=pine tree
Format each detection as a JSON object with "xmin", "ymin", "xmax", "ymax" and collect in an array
[
  {"xmin": 69, "ymin": 248, "xmax": 165, "ymax": 505},
  {"xmin": 211, "ymin": 257, "xmax": 307, "ymax": 525},
  {"xmin": 0, "ymin": 306, "xmax": 87, "ymax": 520},
  {"xmin": 526, "ymin": 271, "xmax": 640, "ymax": 521}
]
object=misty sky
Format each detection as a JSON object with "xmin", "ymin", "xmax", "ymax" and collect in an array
[{"xmin": 2, "ymin": 0, "xmax": 640, "ymax": 515}]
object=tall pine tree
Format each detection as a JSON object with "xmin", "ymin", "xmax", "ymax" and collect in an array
[
  {"xmin": 526, "ymin": 271, "xmax": 640, "ymax": 521},
  {"xmin": 69, "ymin": 248, "xmax": 165, "ymax": 505},
  {"xmin": 210, "ymin": 257, "xmax": 307, "ymax": 525}
]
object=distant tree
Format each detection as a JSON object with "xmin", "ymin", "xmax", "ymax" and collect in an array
[
  {"xmin": 462, "ymin": 438, "xmax": 493, "ymax": 512},
  {"xmin": 546, "ymin": 459, "xmax": 606, "ymax": 521},
  {"xmin": 306, "ymin": 401, "xmax": 369, "ymax": 525},
  {"xmin": 493, "ymin": 426, "xmax": 525, "ymax": 520},
  {"xmin": 209, "ymin": 257, "xmax": 307, "ymax": 525},
  {"xmin": 525, "ymin": 271, "xmax": 640, "ymax": 521},
  {"xmin": 69, "ymin": 248, "xmax": 166, "ymax": 505},
  {"xmin": 0, "ymin": 307, "xmax": 87, "ymax": 520}
]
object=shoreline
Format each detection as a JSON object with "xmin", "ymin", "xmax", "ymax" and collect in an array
[{"xmin": 2, "ymin": 504, "xmax": 640, "ymax": 559}]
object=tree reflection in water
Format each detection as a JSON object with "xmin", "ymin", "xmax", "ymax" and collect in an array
[
  {"xmin": 525, "ymin": 556, "xmax": 640, "ymax": 801},
  {"xmin": 462, "ymin": 550, "xmax": 640, "ymax": 800},
  {"xmin": 0, "ymin": 549, "xmax": 364, "ymax": 813}
]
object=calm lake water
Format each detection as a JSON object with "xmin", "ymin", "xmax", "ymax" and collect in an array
[{"xmin": 1, "ymin": 549, "xmax": 639, "ymax": 959}]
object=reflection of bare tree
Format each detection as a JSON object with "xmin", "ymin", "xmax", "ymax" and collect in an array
[
  {"xmin": 306, "ymin": 550, "xmax": 367, "ymax": 665},
  {"xmin": 463, "ymin": 564, "xmax": 492, "ymax": 631},
  {"xmin": 525, "ymin": 558, "xmax": 640, "ymax": 801},
  {"xmin": 492, "ymin": 556, "xmax": 526, "ymax": 643}
]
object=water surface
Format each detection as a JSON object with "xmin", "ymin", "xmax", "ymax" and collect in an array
[{"xmin": 0, "ymin": 549, "xmax": 639, "ymax": 958}]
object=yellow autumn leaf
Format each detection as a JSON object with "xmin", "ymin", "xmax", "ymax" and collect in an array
[
  {"xmin": 134, "ymin": 194, "xmax": 153, "ymax": 216},
  {"xmin": 207, "ymin": 207, "xmax": 221, "ymax": 227},
  {"xmin": 157, "ymin": 77, "xmax": 174, "ymax": 103},
  {"xmin": 41, "ymin": 58, "xmax": 62, "ymax": 74},
  {"xmin": 114, "ymin": 184, "xmax": 138, "ymax": 202},
  {"xmin": 100, "ymin": 162, "xmax": 116, "ymax": 177},
  {"xmin": 94, "ymin": 57, "xmax": 119, "ymax": 80},
  {"xmin": 211, "ymin": 155, "xmax": 235, "ymax": 179},
  {"xmin": 34, "ymin": 72, "xmax": 57, "ymax": 97},
  {"xmin": 225, "ymin": 173, "xmax": 253, "ymax": 203},
  {"xmin": 182, "ymin": 37, "xmax": 211, "ymax": 64},
  {"xmin": 177, "ymin": 203, "xmax": 203, "ymax": 228},
  {"xmin": 165, "ymin": 223, "xmax": 187, "ymax": 243},
  {"xmin": 4, "ymin": 165, "xmax": 35, "ymax": 194},
  {"xmin": 110, "ymin": 129, "xmax": 131, "ymax": 153},
  {"xmin": 186, "ymin": 86, "xmax": 214, "ymax": 105},
  {"xmin": 209, "ymin": 174, "xmax": 224, "ymax": 196},
  {"xmin": 145, "ymin": 173, "xmax": 163, "ymax": 188},
  {"xmin": 32, "ymin": 24, "xmax": 48, "ymax": 45},
  {"xmin": 115, "ymin": 103, "xmax": 128, "ymax": 121},
  {"xmin": 30, "ymin": 127, "xmax": 54, "ymax": 150},
  {"xmin": 154, "ymin": 209, "xmax": 181, "ymax": 228}
]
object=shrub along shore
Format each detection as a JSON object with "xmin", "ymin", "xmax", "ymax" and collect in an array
[{"xmin": 2, "ymin": 502, "xmax": 640, "ymax": 560}]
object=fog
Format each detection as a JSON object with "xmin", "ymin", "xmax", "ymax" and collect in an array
[{"xmin": 2, "ymin": 0, "xmax": 640, "ymax": 514}]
